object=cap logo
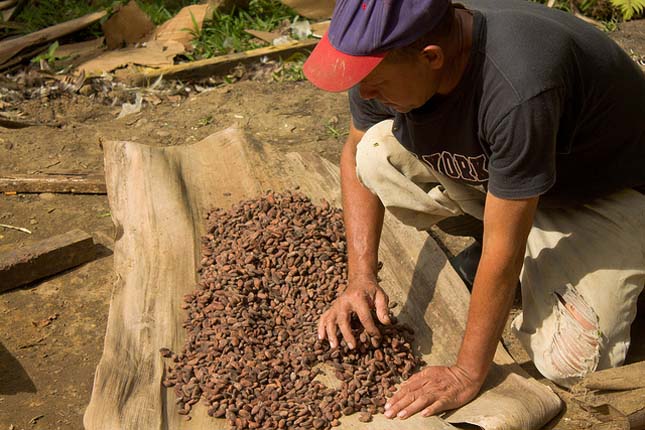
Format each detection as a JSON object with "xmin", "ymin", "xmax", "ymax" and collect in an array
[{"xmin": 361, "ymin": 2, "xmax": 367, "ymax": 10}]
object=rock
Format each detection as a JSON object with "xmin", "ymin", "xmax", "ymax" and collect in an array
[{"xmin": 39, "ymin": 193, "xmax": 56, "ymax": 201}]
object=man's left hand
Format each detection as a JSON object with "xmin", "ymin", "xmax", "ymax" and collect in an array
[{"xmin": 384, "ymin": 365, "xmax": 483, "ymax": 419}]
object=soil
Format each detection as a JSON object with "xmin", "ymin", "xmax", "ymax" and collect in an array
[{"xmin": 1, "ymin": 19, "xmax": 644, "ymax": 430}]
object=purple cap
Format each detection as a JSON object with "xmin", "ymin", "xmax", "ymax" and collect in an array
[{"xmin": 304, "ymin": 0, "xmax": 451, "ymax": 92}]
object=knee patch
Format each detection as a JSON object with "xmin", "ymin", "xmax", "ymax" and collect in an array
[{"xmin": 541, "ymin": 285, "xmax": 601, "ymax": 387}]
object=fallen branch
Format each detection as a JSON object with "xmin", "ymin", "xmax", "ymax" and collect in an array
[
  {"xmin": 0, "ymin": 172, "xmax": 107, "ymax": 194},
  {"xmin": 0, "ymin": 0, "xmax": 16, "ymax": 10},
  {"xmin": 0, "ymin": 223, "xmax": 31, "ymax": 234},
  {"xmin": 0, "ymin": 10, "xmax": 107, "ymax": 66},
  {"xmin": 0, "ymin": 116, "xmax": 41, "ymax": 128},
  {"xmin": 128, "ymin": 38, "xmax": 318, "ymax": 85}
]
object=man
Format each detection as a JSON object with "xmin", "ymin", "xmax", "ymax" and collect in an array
[{"xmin": 303, "ymin": 0, "xmax": 645, "ymax": 421}]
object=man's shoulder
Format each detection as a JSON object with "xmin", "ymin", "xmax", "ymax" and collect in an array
[{"xmin": 468, "ymin": 0, "xmax": 637, "ymax": 104}]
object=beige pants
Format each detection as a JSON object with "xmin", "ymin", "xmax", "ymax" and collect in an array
[{"xmin": 356, "ymin": 120, "xmax": 645, "ymax": 387}]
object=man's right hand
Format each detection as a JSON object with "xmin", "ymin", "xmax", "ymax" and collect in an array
[{"xmin": 317, "ymin": 273, "xmax": 391, "ymax": 349}]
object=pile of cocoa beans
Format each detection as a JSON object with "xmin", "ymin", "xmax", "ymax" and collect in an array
[{"xmin": 160, "ymin": 191, "xmax": 421, "ymax": 429}]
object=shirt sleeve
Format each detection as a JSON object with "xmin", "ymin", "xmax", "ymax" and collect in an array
[
  {"xmin": 348, "ymin": 86, "xmax": 396, "ymax": 131},
  {"xmin": 486, "ymin": 88, "xmax": 564, "ymax": 199}
]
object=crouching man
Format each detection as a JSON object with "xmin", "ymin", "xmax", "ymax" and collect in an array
[{"xmin": 303, "ymin": 0, "xmax": 645, "ymax": 419}]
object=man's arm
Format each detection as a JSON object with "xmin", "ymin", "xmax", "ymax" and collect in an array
[
  {"xmin": 385, "ymin": 192, "xmax": 538, "ymax": 419},
  {"xmin": 317, "ymin": 121, "xmax": 392, "ymax": 349}
]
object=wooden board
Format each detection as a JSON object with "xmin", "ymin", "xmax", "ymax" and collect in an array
[
  {"xmin": 577, "ymin": 360, "xmax": 645, "ymax": 391},
  {"xmin": 0, "ymin": 10, "xmax": 107, "ymax": 66},
  {"xmin": 0, "ymin": 229, "xmax": 96, "ymax": 292},
  {"xmin": 0, "ymin": 173, "xmax": 106, "ymax": 194},
  {"xmin": 84, "ymin": 129, "xmax": 562, "ymax": 430},
  {"xmin": 127, "ymin": 39, "xmax": 318, "ymax": 85}
]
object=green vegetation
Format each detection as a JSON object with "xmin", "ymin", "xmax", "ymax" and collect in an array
[
  {"xmin": 271, "ymin": 53, "xmax": 307, "ymax": 82},
  {"xmin": 13, "ymin": 0, "xmax": 200, "ymax": 34},
  {"xmin": 10, "ymin": 0, "xmax": 643, "ymax": 83},
  {"xmin": 611, "ymin": 0, "xmax": 645, "ymax": 19},
  {"xmin": 30, "ymin": 41, "xmax": 65, "ymax": 64},
  {"xmin": 532, "ymin": 0, "xmax": 643, "ymax": 24},
  {"xmin": 189, "ymin": 0, "xmax": 298, "ymax": 60}
]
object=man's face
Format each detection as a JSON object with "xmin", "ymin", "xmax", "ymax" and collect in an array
[{"xmin": 357, "ymin": 51, "xmax": 441, "ymax": 113}]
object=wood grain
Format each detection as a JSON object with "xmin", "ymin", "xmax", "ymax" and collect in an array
[{"xmin": 85, "ymin": 129, "xmax": 562, "ymax": 430}]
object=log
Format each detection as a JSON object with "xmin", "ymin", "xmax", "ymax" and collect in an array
[
  {"xmin": 0, "ymin": 229, "xmax": 96, "ymax": 292},
  {"xmin": 128, "ymin": 38, "xmax": 318, "ymax": 85},
  {"xmin": 578, "ymin": 361, "xmax": 645, "ymax": 391},
  {"xmin": 83, "ymin": 130, "xmax": 562, "ymax": 430},
  {"xmin": 0, "ymin": 10, "xmax": 107, "ymax": 65},
  {"xmin": 0, "ymin": 173, "xmax": 107, "ymax": 194},
  {"xmin": 0, "ymin": 116, "xmax": 40, "ymax": 128},
  {"xmin": 0, "ymin": 0, "xmax": 23, "ymax": 21},
  {"xmin": 0, "ymin": 0, "xmax": 16, "ymax": 10}
]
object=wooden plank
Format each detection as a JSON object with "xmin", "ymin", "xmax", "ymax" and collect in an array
[
  {"xmin": 0, "ymin": 229, "xmax": 96, "ymax": 292},
  {"xmin": 128, "ymin": 39, "xmax": 318, "ymax": 85},
  {"xmin": 578, "ymin": 361, "xmax": 645, "ymax": 391},
  {"xmin": 0, "ymin": 173, "xmax": 107, "ymax": 194},
  {"xmin": 0, "ymin": 10, "xmax": 107, "ymax": 65},
  {"xmin": 84, "ymin": 130, "xmax": 562, "ymax": 430}
]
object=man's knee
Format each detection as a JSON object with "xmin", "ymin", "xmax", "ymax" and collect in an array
[
  {"xmin": 519, "ymin": 285, "xmax": 609, "ymax": 387},
  {"xmin": 355, "ymin": 120, "xmax": 399, "ymax": 189}
]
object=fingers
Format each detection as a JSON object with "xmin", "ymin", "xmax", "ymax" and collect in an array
[
  {"xmin": 395, "ymin": 396, "xmax": 436, "ymax": 419},
  {"xmin": 325, "ymin": 317, "xmax": 340, "ymax": 349},
  {"xmin": 317, "ymin": 315, "xmax": 327, "ymax": 341},
  {"xmin": 318, "ymin": 284, "xmax": 389, "ymax": 349},
  {"xmin": 374, "ymin": 289, "xmax": 391, "ymax": 325},
  {"xmin": 337, "ymin": 309, "xmax": 357, "ymax": 349},
  {"xmin": 354, "ymin": 301, "xmax": 380, "ymax": 339},
  {"xmin": 421, "ymin": 399, "xmax": 449, "ymax": 417},
  {"xmin": 319, "ymin": 304, "xmax": 355, "ymax": 349}
]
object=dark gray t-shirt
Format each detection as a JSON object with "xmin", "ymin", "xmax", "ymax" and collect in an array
[{"xmin": 349, "ymin": 0, "xmax": 645, "ymax": 205}]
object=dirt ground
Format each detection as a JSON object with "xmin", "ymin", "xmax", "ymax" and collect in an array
[{"xmin": 1, "ymin": 20, "xmax": 644, "ymax": 430}]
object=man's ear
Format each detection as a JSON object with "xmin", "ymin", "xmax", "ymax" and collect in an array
[{"xmin": 421, "ymin": 45, "xmax": 444, "ymax": 70}]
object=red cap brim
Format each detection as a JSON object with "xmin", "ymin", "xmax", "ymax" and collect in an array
[{"xmin": 304, "ymin": 32, "xmax": 386, "ymax": 93}]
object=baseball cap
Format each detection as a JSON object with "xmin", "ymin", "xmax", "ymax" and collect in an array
[{"xmin": 304, "ymin": 0, "xmax": 452, "ymax": 92}]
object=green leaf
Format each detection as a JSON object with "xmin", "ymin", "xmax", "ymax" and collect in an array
[{"xmin": 610, "ymin": 0, "xmax": 645, "ymax": 20}]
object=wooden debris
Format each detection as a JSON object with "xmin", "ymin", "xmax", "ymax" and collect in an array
[
  {"xmin": 311, "ymin": 20, "xmax": 330, "ymax": 38},
  {"xmin": 0, "ymin": 223, "xmax": 31, "ymax": 234},
  {"xmin": 577, "ymin": 361, "xmax": 645, "ymax": 391},
  {"xmin": 92, "ymin": 230, "xmax": 115, "ymax": 251},
  {"xmin": 1, "ymin": 0, "xmax": 24, "ymax": 22},
  {"xmin": 78, "ymin": 40, "xmax": 185, "ymax": 76},
  {"xmin": 56, "ymin": 37, "xmax": 105, "ymax": 58},
  {"xmin": 0, "ymin": 116, "xmax": 40, "ymax": 129},
  {"xmin": 0, "ymin": 229, "xmax": 96, "ymax": 292},
  {"xmin": 0, "ymin": 10, "xmax": 107, "ymax": 66},
  {"xmin": 128, "ymin": 38, "xmax": 318, "ymax": 85},
  {"xmin": 280, "ymin": 0, "xmax": 335, "ymax": 19},
  {"xmin": 102, "ymin": 0, "xmax": 154, "ymax": 50},
  {"xmin": 0, "ymin": 172, "xmax": 107, "ymax": 194},
  {"xmin": 244, "ymin": 29, "xmax": 282, "ymax": 44},
  {"xmin": 0, "ymin": 0, "xmax": 16, "ymax": 10},
  {"xmin": 154, "ymin": 4, "xmax": 212, "ymax": 50}
]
